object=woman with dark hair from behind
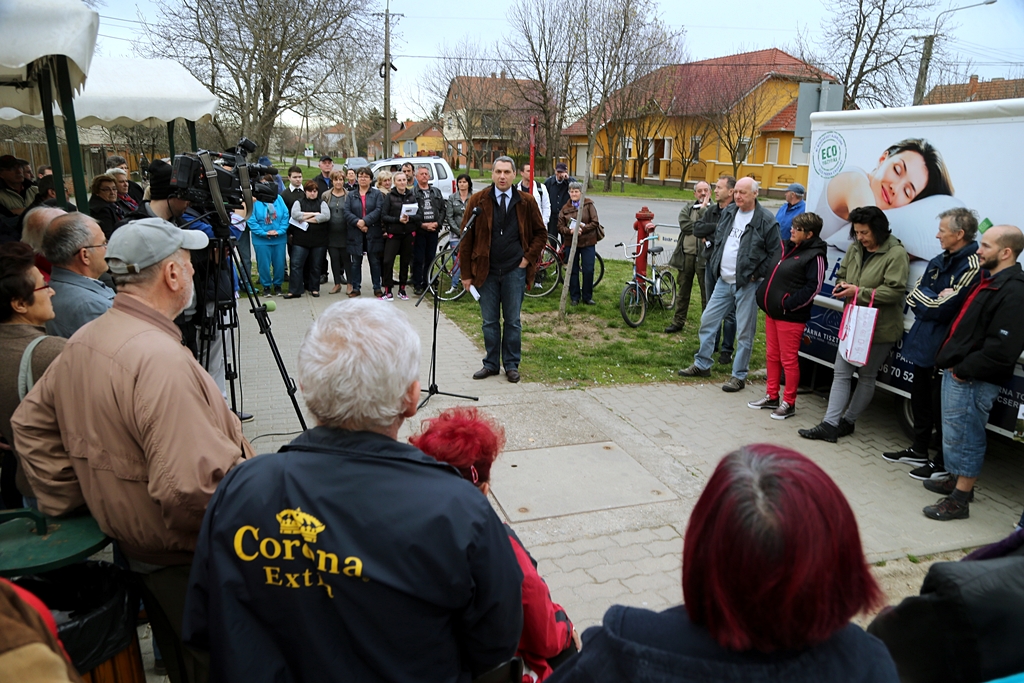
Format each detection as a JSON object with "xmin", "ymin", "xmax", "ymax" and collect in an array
[
  {"xmin": 0, "ymin": 242, "xmax": 65, "ymax": 510},
  {"xmin": 549, "ymin": 444, "xmax": 896, "ymax": 683},
  {"xmin": 410, "ymin": 407, "xmax": 580, "ymax": 681},
  {"xmin": 799, "ymin": 206, "xmax": 909, "ymax": 443}
]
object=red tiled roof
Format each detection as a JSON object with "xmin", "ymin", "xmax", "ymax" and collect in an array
[
  {"xmin": 761, "ymin": 99, "xmax": 798, "ymax": 131},
  {"xmin": 395, "ymin": 121, "xmax": 443, "ymax": 141},
  {"xmin": 368, "ymin": 121, "xmax": 405, "ymax": 143},
  {"xmin": 562, "ymin": 48, "xmax": 833, "ymax": 136},
  {"xmin": 923, "ymin": 75, "xmax": 1024, "ymax": 104}
]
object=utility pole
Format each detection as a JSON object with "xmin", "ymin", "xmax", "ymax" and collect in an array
[
  {"xmin": 376, "ymin": 0, "xmax": 401, "ymax": 159},
  {"xmin": 913, "ymin": 0, "xmax": 997, "ymax": 106}
]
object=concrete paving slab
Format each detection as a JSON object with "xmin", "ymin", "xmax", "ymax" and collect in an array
[{"xmin": 492, "ymin": 441, "xmax": 677, "ymax": 523}]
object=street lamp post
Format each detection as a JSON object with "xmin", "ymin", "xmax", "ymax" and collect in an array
[{"xmin": 913, "ymin": 0, "xmax": 997, "ymax": 106}]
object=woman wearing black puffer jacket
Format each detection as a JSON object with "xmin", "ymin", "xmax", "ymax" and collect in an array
[
  {"xmin": 751, "ymin": 212, "xmax": 828, "ymax": 420},
  {"xmin": 380, "ymin": 171, "xmax": 421, "ymax": 300}
]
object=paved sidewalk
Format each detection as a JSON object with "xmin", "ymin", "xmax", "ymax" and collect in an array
[{"xmin": 229, "ymin": 267, "xmax": 1023, "ymax": 633}]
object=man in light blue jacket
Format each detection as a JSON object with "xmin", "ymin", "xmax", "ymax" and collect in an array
[{"xmin": 41, "ymin": 213, "xmax": 114, "ymax": 337}]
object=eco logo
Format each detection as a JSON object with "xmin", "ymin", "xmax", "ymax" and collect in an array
[{"xmin": 813, "ymin": 131, "xmax": 847, "ymax": 179}]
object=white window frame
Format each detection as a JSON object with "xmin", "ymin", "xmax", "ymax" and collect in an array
[
  {"xmin": 791, "ymin": 138, "xmax": 808, "ymax": 165},
  {"xmin": 689, "ymin": 135, "xmax": 702, "ymax": 162},
  {"xmin": 736, "ymin": 137, "xmax": 752, "ymax": 164},
  {"xmin": 765, "ymin": 138, "xmax": 780, "ymax": 165},
  {"xmin": 662, "ymin": 138, "xmax": 673, "ymax": 161}
]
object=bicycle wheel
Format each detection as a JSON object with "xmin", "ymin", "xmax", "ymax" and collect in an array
[
  {"xmin": 526, "ymin": 245, "xmax": 561, "ymax": 297},
  {"xmin": 648, "ymin": 271, "xmax": 677, "ymax": 311},
  {"xmin": 428, "ymin": 249, "xmax": 466, "ymax": 301},
  {"xmin": 593, "ymin": 253, "xmax": 605, "ymax": 287},
  {"xmin": 619, "ymin": 282, "xmax": 647, "ymax": 328}
]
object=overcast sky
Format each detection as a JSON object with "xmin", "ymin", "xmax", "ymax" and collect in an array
[{"xmin": 95, "ymin": 0, "xmax": 1024, "ymax": 124}]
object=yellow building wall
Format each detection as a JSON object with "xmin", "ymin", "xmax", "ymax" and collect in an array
[
  {"xmin": 565, "ymin": 78, "xmax": 810, "ymax": 190},
  {"xmin": 414, "ymin": 134, "xmax": 444, "ymax": 154}
]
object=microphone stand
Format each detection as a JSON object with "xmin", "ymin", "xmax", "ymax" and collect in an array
[{"xmin": 415, "ymin": 208, "xmax": 482, "ymax": 410}]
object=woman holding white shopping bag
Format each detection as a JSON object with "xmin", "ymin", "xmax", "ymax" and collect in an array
[{"xmin": 800, "ymin": 206, "xmax": 909, "ymax": 443}]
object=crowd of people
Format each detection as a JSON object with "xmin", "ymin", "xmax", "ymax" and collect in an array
[{"xmin": 2, "ymin": 148, "xmax": 1024, "ymax": 682}]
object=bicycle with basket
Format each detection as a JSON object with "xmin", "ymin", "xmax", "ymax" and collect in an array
[{"xmin": 615, "ymin": 234, "xmax": 677, "ymax": 327}]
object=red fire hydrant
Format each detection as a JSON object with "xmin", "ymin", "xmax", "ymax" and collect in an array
[{"xmin": 633, "ymin": 207, "xmax": 656, "ymax": 279}]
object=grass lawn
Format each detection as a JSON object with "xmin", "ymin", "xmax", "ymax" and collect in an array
[{"xmin": 436, "ymin": 258, "xmax": 767, "ymax": 386}]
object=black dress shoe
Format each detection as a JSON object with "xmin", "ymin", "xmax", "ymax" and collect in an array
[
  {"xmin": 664, "ymin": 324, "xmax": 683, "ymax": 333},
  {"xmin": 233, "ymin": 410, "xmax": 254, "ymax": 423},
  {"xmin": 798, "ymin": 421, "xmax": 838, "ymax": 443},
  {"xmin": 583, "ymin": 300, "xmax": 597, "ymax": 306},
  {"xmin": 473, "ymin": 367, "xmax": 499, "ymax": 380},
  {"xmin": 506, "ymin": 369, "xmax": 521, "ymax": 383},
  {"xmin": 838, "ymin": 419, "xmax": 855, "ymax": 437},
  {"xmin": 282, "ymin": 292, "xmax": 301, "ymax": 299}
]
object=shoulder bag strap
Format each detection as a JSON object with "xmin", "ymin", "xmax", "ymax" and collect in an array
[{"xmin": 18, "ymin": 335, "xmax": 49, "ymax": 401}]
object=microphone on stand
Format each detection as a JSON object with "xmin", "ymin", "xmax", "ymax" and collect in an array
[{"xmin": 461, "ymin": 206, "xmax": 482, "ymax": 239}]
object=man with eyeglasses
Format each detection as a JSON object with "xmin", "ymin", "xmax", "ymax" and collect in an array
[{"xmin": 41, "ymin": 213, "xmax": 114, "ymax": 338}]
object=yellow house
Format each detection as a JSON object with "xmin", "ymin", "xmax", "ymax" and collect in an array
[{"xmin": 561, "ymin": 49, "xmax": 834, "ymax": 192}]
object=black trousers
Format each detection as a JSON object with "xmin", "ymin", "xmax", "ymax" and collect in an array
[
  {"xmin": 911, "ymin": 364, "xmax": 944, "ymax": 466},
  {"xmin": 412, "ymin": 229, "xmax": 440, "ymax": 290},
  {"xmin": 383, "ymin": 234, "xmax": 414, "ymax": 290},
  {"xmin": 327, "ymin": 246, "xmax": 348, "ymax": 285}
]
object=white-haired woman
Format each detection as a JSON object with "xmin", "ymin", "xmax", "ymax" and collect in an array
[
  {"xmin": 557, "ymin": 181, "xmax": 600, "ymax": 305},
  {"xmin": 106, "ymin": 167, "xmax": 138, "ymax": 216}
]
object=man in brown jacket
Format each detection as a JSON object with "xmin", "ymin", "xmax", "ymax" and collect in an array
[
  {"xmin": 12, "ymin": 217, "xmax": 254, "ymax": 683},
  {"xmin": 459, "ymin": 156, "xmax": 548, "ymax": 383}
]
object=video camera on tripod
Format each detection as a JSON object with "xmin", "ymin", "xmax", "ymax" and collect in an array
[
  {"xmin": 165, "ymin": 138, "xmax": 308, "ymax": 430},
  {"xmin": 169, "ymin": 137, "xmax": 279, "ymax": 236}
]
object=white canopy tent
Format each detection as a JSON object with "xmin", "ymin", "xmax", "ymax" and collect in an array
[
  {"xmin": 0, "ymin": 57, "xmax": 220, "ymax": 129},
  {"xmin": 0, "ymin": 0, "xmax": 99, "ymax": 207},
  {"xmin": 0, "ymin": 0, "xmax": 97, "ymax": 115}
]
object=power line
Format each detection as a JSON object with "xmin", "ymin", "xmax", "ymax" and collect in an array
[{"xmin": 99, "ymin": 14, "xmax": 146, "ymax": 26}]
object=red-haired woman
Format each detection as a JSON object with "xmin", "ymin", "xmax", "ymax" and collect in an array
[
  {"xmin": 548, "ymin": 444, "xmax": 897, "ymax": 683},
  {"xmin": 410, "ymin": 407, "xmax": 580, "ymax": 681}
]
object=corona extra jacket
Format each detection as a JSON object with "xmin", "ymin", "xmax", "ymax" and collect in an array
[{"xmin": 183, "ymin": 427, "xmax": 524, "ymax": 682}]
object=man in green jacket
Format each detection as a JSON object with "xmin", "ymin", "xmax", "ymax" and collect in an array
[{"xmin": 665, "ymin": 181, "xmax": 711, "ymax": 333}]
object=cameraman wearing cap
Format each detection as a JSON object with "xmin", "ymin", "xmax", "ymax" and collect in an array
[{"xmin": 13, "ymin": 217, "xmax": 254, "ymax": 683}]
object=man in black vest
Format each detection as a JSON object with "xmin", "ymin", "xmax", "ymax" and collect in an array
[{"xmin": 458, "ymin": 157, "xmax": 549, "ymax": 383}]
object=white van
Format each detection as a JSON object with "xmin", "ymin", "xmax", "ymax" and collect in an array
[{"xmin": 369, "ymin": 156, "xmax": 456, "ymax": 198}]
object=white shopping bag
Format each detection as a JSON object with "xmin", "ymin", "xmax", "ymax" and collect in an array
[{"xmin": 837, "ymin": 288, "xmax": 877, "ymax": 367}]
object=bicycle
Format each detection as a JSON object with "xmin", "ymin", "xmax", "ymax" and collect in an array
[
  {"xmin": 525, "ymin": 236, "xmax": 607, "ymax": 299},
  {"xmin": 427, "ymin": 245, "xmax": 467, "ymax": 301},
  {"xmin": 615, "ymin": 236, "xmax": 677, "ymax": 328}
]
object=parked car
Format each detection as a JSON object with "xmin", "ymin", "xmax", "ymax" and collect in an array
[
  {"xmin": 344, "ymin": 156, "xmax": 370, "ymax": 171},
  {"xmin": 369, "ymin": 156, "xmax": 455, "ymax": 199}
]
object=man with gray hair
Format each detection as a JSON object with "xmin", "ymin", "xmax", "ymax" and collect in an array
[
  {"xmin": 680, "ymin": 177, "xmax": 781, "ymax": 392},
  {"xmin": 19, "ymin": 206, "xmax": 64, "ymax": 279},
  {"xmin": 41, "ymin": 213, "xmax": 115, "ymax": 337},
  {"xmin": 183, "ymin": 299, "xmax": 523, "ymax": 681},
  {"xmin": 775, "ymin": 182, "xmax": 806, "ymax": 241},
  {"xmin": 883, "ymin": 207, "xmax": 981, "ymax": 481},
  {"xmin": 14, "ymin": 217, "xmax": 253, "ymax": 683}
]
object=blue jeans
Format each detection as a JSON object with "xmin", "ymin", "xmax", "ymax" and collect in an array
[
  {"xmin": 479, "ymin": 267, "xmax": 526, "ymax": 371},
  {"xmin": 705, "ymin": 270, "xmax": 736, "ymax": 355},
  {"xmin": 694, "ymin": 278, "xmax": 759, "ymax": 380},
  {"xmin": 252, "ymin": 240, "xmax": 286, "ymax": 289},
  {"xmin": 289, "ymin": 245, "xmax": 325, "ymax": 295},
  {"xmin": 569, "ymin": 244, "xmax": 596, "ymax": 303},
  {"xmin": 941, "ymin": 371, "xmax": 1001, "ymax": 478},
  {"xmin": 350, "ymin": 251, "xmax": 383, "ymax": 293}
]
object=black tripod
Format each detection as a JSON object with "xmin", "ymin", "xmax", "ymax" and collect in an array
[
  {"xmin": 414, "ymin": 253, "xmax": 478, "ymax": 410},
  {"xmin": 196, "ymin": 235, "xmax": 307, "ymax": 430}
]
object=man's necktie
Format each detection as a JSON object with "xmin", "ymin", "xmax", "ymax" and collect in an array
[{"xmin": 498, "ymin": 193, "xmax": 508, "ymax": 234}]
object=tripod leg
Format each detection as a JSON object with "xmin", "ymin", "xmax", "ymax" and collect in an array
[{"xmin": 227, "ymin": 241, "xmax": 308, "ymax": 431}]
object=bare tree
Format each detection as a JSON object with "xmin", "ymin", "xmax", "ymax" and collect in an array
[
  {"xmin": 662, "ymin": 86, "xmax": 717, "ymax": 190},
  {"xmin": 704, "ymin": 82, "xmax": 777, "ymax": 179},
  {"xmin": 568, "ymin": 0, "xmax": 683, "ymax": 192},
  {"xmin": 797, "ymin": 0, "xmax": 941, "ymax": 108},
  {"xmin": 500, "ymin": 0, "xmax": 579, "ymax": 173},
  {"xmin": 141, "ymin": 0, "xmax": 374, "ymax": 154},
  {"xmin": 424, "ymin": 41, "xmax": 505, "ymax": 171},
  {"xmin": 310, "ymin": 58, "xmax": 380, "ymax": 158}
]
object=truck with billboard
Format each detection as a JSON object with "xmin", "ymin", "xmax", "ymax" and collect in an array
[{"xmin": 801, "ymin": 98, "xmax": 1024, "ymax": 439}]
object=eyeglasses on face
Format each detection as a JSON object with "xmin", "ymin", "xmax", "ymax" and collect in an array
[
  {"xmin": 33, "ymin": 284, "xmax": 54, "ymax": 292},
  {"xmin": 83, "ymin": 241, "xmax": 108, "ymax": 250}
]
